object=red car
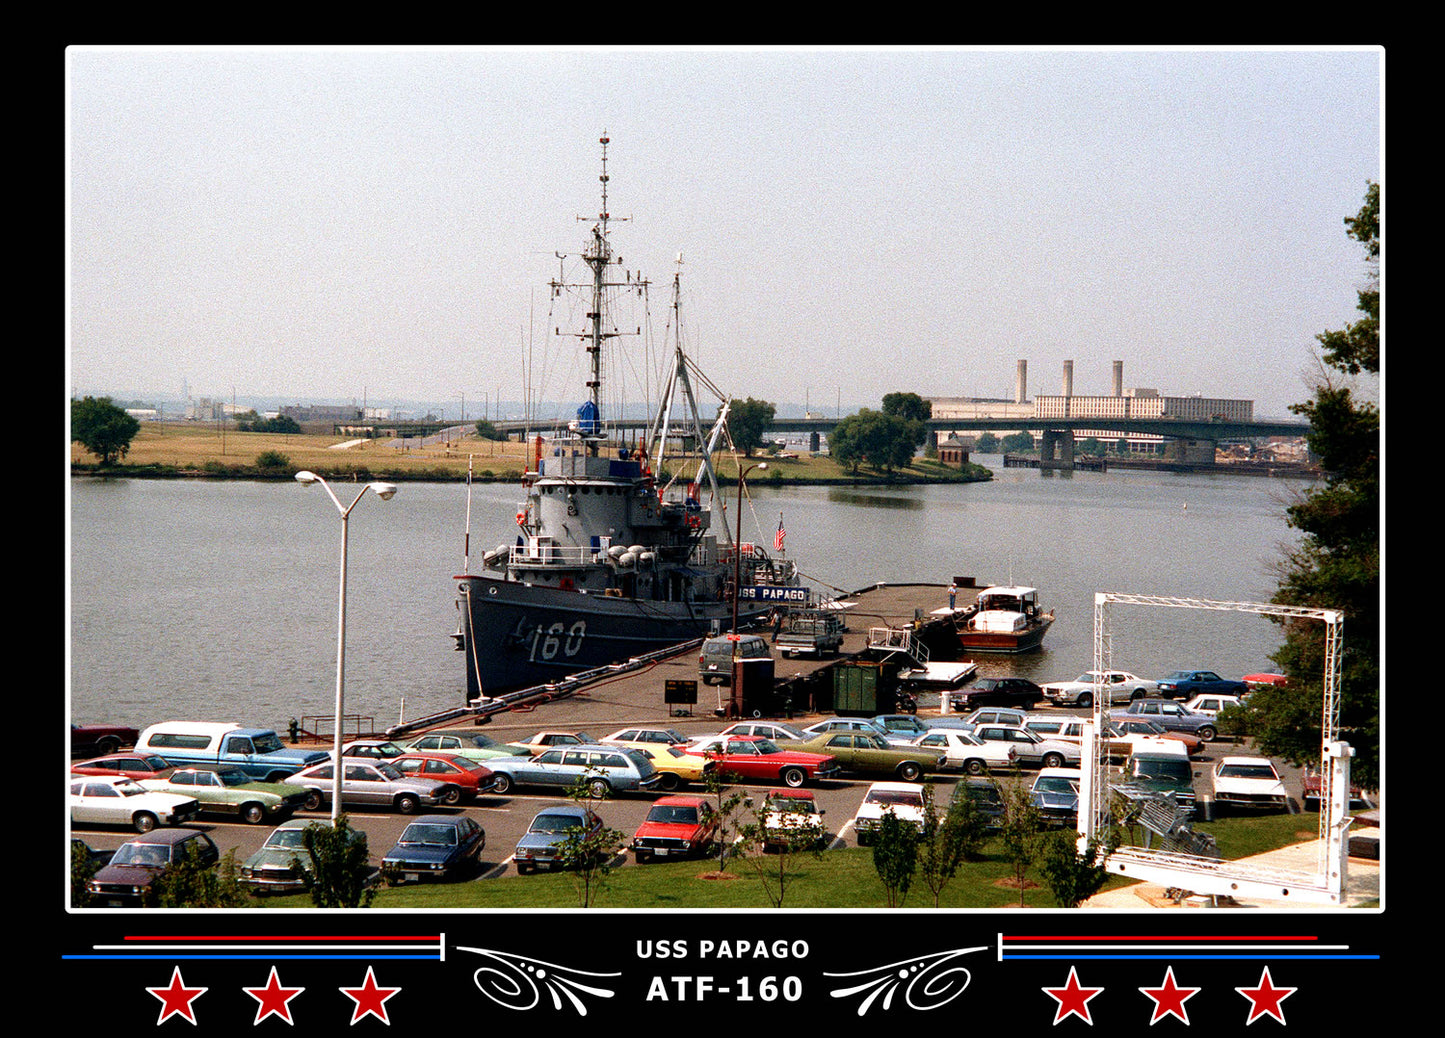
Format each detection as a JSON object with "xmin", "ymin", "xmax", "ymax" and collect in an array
[
  {"xmin": 630, "ymin": 795, "xmax": 720, "ymax": 863},
  {"xmin": 71, "ymin": 723, "xmax": 140, "ymax": 756},
  {"xmin": 71, "ymin": 753, "xmax": 177, "ymax": 780},
  {"xmin": 695, "ymin": 736, "xmax": 840, "ymax": 788},
  {"xmin": 390, "ymin": 753, "xmax": 498, "ymax": 804}
]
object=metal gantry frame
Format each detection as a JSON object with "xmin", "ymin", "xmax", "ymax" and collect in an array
[{"xmin": 1078, "ymin": 592, "xmax": 1354, "ymax": 905}]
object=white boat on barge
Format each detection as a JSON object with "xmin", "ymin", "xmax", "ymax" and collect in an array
[{"xmin": 953, "ymin": 585, "xmax": 1054, "ymax": 653}]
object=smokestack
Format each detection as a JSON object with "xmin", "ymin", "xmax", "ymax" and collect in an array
[
  {"xmin": 1016, "ymin": 360, "xmax": 1027, "ymax": 404},
  {"xmin": 1062, "ymin": 360, "xmax": 1073, "ymax": 397},
  {"xmin": 1113, "ymin": 360, "xmax": 1123, "ymax": 397}
]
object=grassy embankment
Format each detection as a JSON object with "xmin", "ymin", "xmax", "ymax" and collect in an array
[
  {"xmin": 70, "ymin": 422, "xmax": 993, "ymax": 485},
  {"xmin": 251, "ymin": 810, "xmax": 1338, "ymax": 910}
]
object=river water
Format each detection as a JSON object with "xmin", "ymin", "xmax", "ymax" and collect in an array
[{"xmin": 68, "ymin": 459, "xmax": 1310, "ymax": 731}]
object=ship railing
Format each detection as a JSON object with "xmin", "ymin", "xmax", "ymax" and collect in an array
[
  {"xmin": 866, "ymin": 626, "xmax": 930, "ymax": 667},
  {"xmin": 508, "ymin": 543, "xmax": 597, "ymax": 567}
]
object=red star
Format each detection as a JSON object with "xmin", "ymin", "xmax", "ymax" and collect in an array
[
  {"xmin": 1236, "ymin": 966, "xmax": 1296, "ymax": 1025},
  {"xmin": 340, "ymin": 966, "xmax": 400, "ymax": 1025},
  {"xmin": 1043, "ymin": 965, "xmax": 1105, "ymax": 1025},
  {"xmin": 1139, "ymin": 966, "xmax": 1200, "ymax": 1025},
  {"xmin": 244, "ymin": 965, "xmax": 305, "ymax": 1025},
  {"xmin": 146, "ymin": 966, "xmax": 208, "ymax": 1025}
]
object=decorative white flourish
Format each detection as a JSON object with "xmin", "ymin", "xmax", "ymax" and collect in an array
[
  {"xmin": 455, "ymin": 946, "xmax": 620, "ymax": 1016},
  {"xmin": 824, "ymin": 946, "xmax": 987, "ymax": 1016}
]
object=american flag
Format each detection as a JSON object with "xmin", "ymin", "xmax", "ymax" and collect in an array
[{"xmin": 774, "ymin": 513, "xmax": 786, "ymax": 552}]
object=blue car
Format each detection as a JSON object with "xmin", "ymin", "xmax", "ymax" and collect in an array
[
  {"xmin": 381, "ymin": 815, "xmax": 486, "ymax": 883},
  {"xmin": 513, "ymin": 804, "xmax": 605, "ymax": 874},
  {"xmin": 1156, "ymin": 670, "xmax": 1249, "ymax": 700}
]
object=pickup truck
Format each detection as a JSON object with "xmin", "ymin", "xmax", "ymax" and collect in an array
[
  {"xmin": 775, "ymin": 610, "xmax": 845, "ymax": 658},
  {"xmin": 135, "ymin": 722, "xmax": 330, "ymax": 782}
]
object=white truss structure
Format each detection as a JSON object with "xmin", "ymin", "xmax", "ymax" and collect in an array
[{"xmin": 1078, "ymin": 592, "xmax": 1354, "ymax": 905}]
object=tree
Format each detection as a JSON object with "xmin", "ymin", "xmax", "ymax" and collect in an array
[
  {"xmin": 996, "ymin": 772, "xmax": 1046, "ymax": 906},
  {"xmin": 828, "ymin": 408, "xmax": 921, "ymax": 473},
  {"xmin": 974, "ymin": 432, "xmax": 1000, "ymax": 453},
  {"xmin": 556, "ymin": 777, "xmax": 627, "ymax": 908},
  {"xmin": 474, "ymin": 419, "xmax": 505, "ymax": 440},
  {"xmin": 881, "ymin": 391, "xmax": 932, "ymax": 423},
  {"xmin": 700, "ymin": 766, "xmax": 751, "ymax": 873},
  {"xmin": 914, "ymin": 783, "xmax": 978, "ymax": 907},
  {"xmin": 299, "ymin": 815, "xmax": 377, "ymax": 908},
  {"xmin": 870, "ymin": 809, "xmax": 920, "ymax": 907},
  {"xmin": 153, "ymin": 847, "xmax": 251, "ymax": 908},
  {"xmin": 734, "ymin": 792, "xmax": 828, "ymax": 908},
  {"xmin": 726, "ymin": 397, "xmax": 776, "ymax": 457},
  {"xmin": 1038, "ymin": 834, "xmax": 1113, "ymax": 908},
  {"xmin": 71, "ymin": 395, "xmax": 141, "ymax": 464},
  {"xmin": 1258, "ymin": 181, "xmax": 1380, "ymax": 790}
]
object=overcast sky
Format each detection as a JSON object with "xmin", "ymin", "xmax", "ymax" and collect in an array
[{"xmin": 66, "ymin": 46, "xmax": 1381, "ymax": 420}]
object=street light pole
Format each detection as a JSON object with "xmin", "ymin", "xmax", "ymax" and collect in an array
[
  {"xmin": 730, "ymin": 461, "xmax": 767, "ymax": 716},
  {"xmin": 295, "ymin": 471, "xmax": 398, "ymax": 824}
]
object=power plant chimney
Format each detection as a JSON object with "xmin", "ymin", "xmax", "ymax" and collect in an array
[
  {"xmin": 1062, "ymin": 360, "xmax": 1073, "ymax": 397},
  {"xmin": 1113, "ymin": 360, "xmax": 1123, "ymax": 397},
  {"xmin": 1015, "ymin": 360, "xmax": 1027, "ymax": 404}
]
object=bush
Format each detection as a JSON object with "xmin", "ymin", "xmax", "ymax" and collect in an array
[{"xmin": 255, "ymin": 450, "xmax": 291, "ymax": 471}]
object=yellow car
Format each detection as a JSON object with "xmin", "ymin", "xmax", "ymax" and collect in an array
[{"xmin": 610, "ymin": 742, "xmax": 714, "ymax": 791}]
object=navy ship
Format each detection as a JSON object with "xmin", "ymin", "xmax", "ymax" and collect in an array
[{"xmin": 453, "ymin": 136, "xmax": 800, "ymax": 700}]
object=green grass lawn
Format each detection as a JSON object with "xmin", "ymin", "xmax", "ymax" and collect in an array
[{"xmin": 255, "ymin": 811, "xmax": 1333, "ymax": 910}]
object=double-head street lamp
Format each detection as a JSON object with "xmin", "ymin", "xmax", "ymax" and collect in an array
[
  {"xmin": 295, "ymin": 471, "xmax": 398, "ymax": 824},
  {"xmin": 730, "ymin": 461, "xmax": 767, "ymax": 715}
]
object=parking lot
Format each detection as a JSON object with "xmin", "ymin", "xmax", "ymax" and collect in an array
[{"xmin": 71, "ymin": 709, "xmax": 1322, "ymax": 890}]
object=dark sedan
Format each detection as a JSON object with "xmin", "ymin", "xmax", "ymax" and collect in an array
[
  {"xmin": 1156, "ymin": 670, "xmax": 1249, "ymax": 699},
  {"xmin": 382, "ymin": 815, "xmax": 486, "ymax": 883},
  {"xmin": 949, "ymin": 677, "xmax": 1043, "ymax": 711}
]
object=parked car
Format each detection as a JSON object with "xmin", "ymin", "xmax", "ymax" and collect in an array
[
  {"xmin": 134, "ymin": 722, "xmax": 328, "ymax": 781},
  {"xmin": 1020, "ymin": 716, "xmax": 1177, "ymax": 760},
  {"xmin": 608, "ymin": 742, "xmax": 714, "ymax": 791},
  {"xmin": 1184, "ymin": 693, "xmax": 1244, "ymax": 717},
  {"xmin": 403, "ymin": 731, "xmax": 519, "ymax": 761},
  {"xmin": 969, "ymin": 724, "xmax": 1081, "ymax": 769},
  {"xmin": 506, "ymin": 730, "xmax": 600, "ymax": 755},
  {"xmin": 71, "ymin": 753, "xmax": 177, "ymax": 780},
  {"xmin": 382, "ymin": 815, "xmax": 486, "ymax": 882},
  {"xmin": 949, "ymin": 677, "xmax": 1043, "ymax": 711},
  {"xmin": 341, "ymin": 740, "xmax": 408, "ymax": 760},
  {"xmin": 693, "ymin": 736, "xmax": 840, "ymax": 788},
  {"xmin": 1156, "ymin": 670, "xmax": 1249, "ymax": 700},
  {"xmin": 851, "ymin": 781, "xmax": 927, "ymax": 845},
  {"xmin": 389, "ymin": 753, "xmax": 499, "ymax": 803},
  {"xmin": 797, "ymin": 716, "xmax": 909, "ymax": 745},
  {"xmin": 872, "ymin": 714, "xmax": 933, "ymax": 739},
  {"xmin": 71, "ymin": 722, "xmax": 140, "ymax": 756},
  {"xmin": 716, "ymin": 720, "xmax": 809, "ymax": 743},
  {"xmin": 1300, "ymin": 765, "xmax": 1372, "ymax": 810},
  {"xmin": 240, "ymin": 818, "xmax": 371, "ymax": 894},
  {"xmin": 779, "ymin": 730, "xmax": 946, "ymax": 781},
  {"xmin": 699, "ymin": 634, "xmax": 770, "ymax": 685},
  {"xmin": 1041, "ymin": 671, "xmax": 1161, "ymax": 708},
  {"xmin": 958, "ymin": 707, "xmax": 1030, "ymax": 728},
  {"xmin": 69, "ymin": 775, "xmax": 200, "ymax": 832},
  {"xmin": 1111, "ymin": 699, "xmax": 1219, "ymax": 742},
  {"xmin": 907, "ymin": 728, "xmax": 1018, "ymax": 775},
  {"xmin": 1029, "ymin": 768, "xmax": 1082, "ymax": 826},
  {"xmin": 138, "ymin": 766, "xmax": 309, "ymax": 824},
  {"xmin": 287, "ymin": 759, "xmax": 457, "ymax": 813},
  {"xmin": 630, "ymin": 795, "xmax": 719, "ymax": 862},
  {"xmin": 1242, "ymin": 672, "xmax": 1287, "ymax": 691},
  {"xmin": 513, "ymin": 804, "xmax": 605, "ymax": 874},
  {"xmin": 1117, "ymin": 741, "xmax": 1196, "ymax": 813},
  {"xmin": 87, "ymin": 828, "xmax": 220, "ymax": 907},
  {"xmin": 1211, "ymin": 756, "xmax": 1290, "ymax": 811},
  {"xmin": 758, "ymin": 790, "xmax": 827, "ymax": 850},
  {"xmin": 952, "ymin": 777, "xmax": 1006, "ymax": 831},
  {"xmin": 602, "ymin": 727, "xmax": 688, "ymax": 747},
  {"xmin": 1110, "ymin": 718, "xmax": 1204, "ymax": 756},
  {"xmin": 484, "ymin": 745, "xmax": 662, "ymax": 797}
]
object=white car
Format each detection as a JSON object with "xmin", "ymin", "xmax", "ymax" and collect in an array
[
  {"xmin": 602, "ymin": 727, "xmax": 689, "ymax": 746},
  {"xmin": 907, "ymin": 729, "xmax": 1018, "ymax": 775},
  {"xmin": 968, "ymin": 724, "xmax": 1081, "ymax": 769},
  {"xmin": 850, "ymin": 781, "xmax": 927, "ymax": 845},
  {"xmin": 1184, "ymin": 694, "xmax": 1244, "ymax": 717},
  {"xmin": 1041, "ymin": 671, "xmax": 1161, "ymax": 708},
  {"xmin": 69, "ymin": 775, "xmax": 200, "ymax": 832},
  {"xmin": 758, "ymin": 790, "xmax": 828, "ymax": 850},
  {"xmin": 716, "ymin": 721, "xmax": 809, "ymax": 743},
  {"xmin": 1211, "ymin": 756, "xmax": 1290, "ymax": 811}
]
